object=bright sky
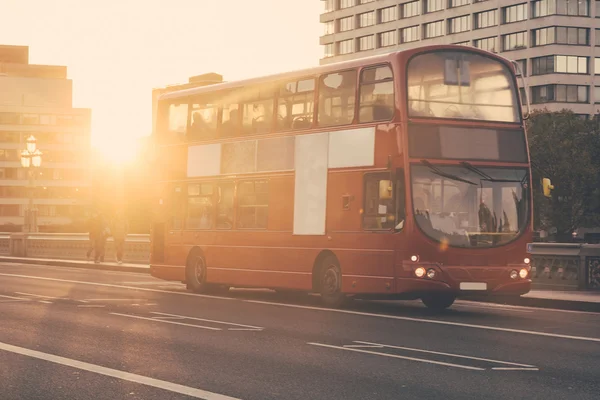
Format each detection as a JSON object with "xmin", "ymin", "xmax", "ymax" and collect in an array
[{"xmin": 0, "ymin": 0, "xmax": 322, "ymax": 160}]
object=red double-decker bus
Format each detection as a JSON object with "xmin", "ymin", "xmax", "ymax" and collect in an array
[{"xmin": 150, "ymin": 45, "xmax": 534, "ymax": 310}]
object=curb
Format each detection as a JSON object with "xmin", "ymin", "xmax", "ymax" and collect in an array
[
  {"xmin": 0, "ymin": 256, "xmax": 150, "ymax": 274},
  {"xmin": 467, "ymin": 296, "xmax": 600, "ymax": 313}
]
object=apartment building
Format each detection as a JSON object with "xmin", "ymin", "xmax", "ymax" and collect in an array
[
  {"xmin": 0, "ymin": 45, "xmax": 91, "ymax": 231},
  {"xmin": 320, "ymin": 0, "xmax": 600, "ymax": 117}
]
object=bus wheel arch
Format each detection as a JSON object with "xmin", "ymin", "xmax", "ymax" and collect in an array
[
  {"xmin": 185, "ymin": 247, "xmax": 207, "ymax": 293},
  {"xmin": 312, "ymin": 250, "xmax": 347, "ymax": 308}
]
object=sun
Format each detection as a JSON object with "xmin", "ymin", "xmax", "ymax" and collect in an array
[{"xmin": 92, "ymin": 134, "xmax": 139, "ymax": 166}]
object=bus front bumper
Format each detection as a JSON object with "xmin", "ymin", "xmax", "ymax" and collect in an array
[{"xmin": 397, "ymin": 263, "xmax": 532, "ymax": 297}]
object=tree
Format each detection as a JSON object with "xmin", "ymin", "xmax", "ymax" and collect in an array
[{"xmin": 527, "ymin": 110, "xmax": 600, "ymax": 237}]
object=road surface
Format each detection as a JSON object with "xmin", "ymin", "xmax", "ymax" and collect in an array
[{"xmin": 0, "ymin": 262, "xmax": 598, "ymax": 400}]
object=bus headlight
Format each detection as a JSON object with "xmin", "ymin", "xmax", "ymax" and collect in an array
[
  {"xmin": 519, "ymin": 268, "xmax": 528, "ymax": 279},
  {"xmin": 426, "ymin": 269, "xmax": 436, "ymax": 279},
  {"xmin": 415, "ymin": 267, "xmax": 426, "ymax": 278},
  {"xmin": 524, "ymin": 257, "xmax": 531, "ymax": 264},
  {"xmin": 510, "ymin": 270, "xmax": 518, "ymax": 280},
  {"xmin": 410, "ymin": 255, "xmax": 419, "ymax": 262}
]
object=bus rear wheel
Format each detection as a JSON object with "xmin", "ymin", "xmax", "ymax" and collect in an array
[
  {"xmin": 186, "ymin": 253, "xmax": 209, "ymax": 293},
  {"xmin": 421, "ymin": 293, "xmax": 456, "ymax": 311},
  {"xmin": 318, "ymin": 256, "xmax": 346, "ymax": 308}
]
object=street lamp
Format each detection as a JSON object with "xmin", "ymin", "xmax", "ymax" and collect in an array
[{"xmin": 20, "ymin": 135, "xmax": 42, "ymax": 233}]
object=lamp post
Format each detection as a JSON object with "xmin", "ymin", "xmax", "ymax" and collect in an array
[{"xmin": 20, "ymin": 135, "xmax": 42, "ymax": 233}]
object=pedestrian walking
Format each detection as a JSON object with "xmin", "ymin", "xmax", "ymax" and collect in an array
[{"xmin": 111, "ymin": 213, "xmax": 128, "ymax": 264}]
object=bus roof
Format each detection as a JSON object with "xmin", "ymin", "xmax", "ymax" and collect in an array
[{"xmin": 158, "ymin": 45, "xmax": 510, "ymax": 102}]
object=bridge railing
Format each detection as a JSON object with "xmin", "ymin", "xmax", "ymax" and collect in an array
[
  {"xmin": 1, "ymin": 232, "xmax": 150, "ymax": 264},
  {"xmin": 528, "ymin": 243, "xmax": 600, "ymax": 291}
]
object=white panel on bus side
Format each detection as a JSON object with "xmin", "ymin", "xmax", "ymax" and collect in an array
[
  {"xmin": 293, "ymin": 133, "xmax": 329, "ymax": 235},
  {"xmin": 187, "ymin": 143, "xmax": 221, "ymax": 177},
  {"xmin": 328, "ymin": 127, "xmax": 376, "ymax": 168}
]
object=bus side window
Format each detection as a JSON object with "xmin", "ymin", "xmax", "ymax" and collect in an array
[
  {"xmin": 363, "ymin": 173, "xmax": 395, "ymax": 231},
  {"xmin": 217, "ymin": 182, "xmax": 235, "ymax": 230},
  {"xmin": 166, "ymin": 103, "xmax": 188, "ymax": 142},
  {"xmin": 237, "ymin": 180, "xmax": 269, "ymax": 229},
  {"xmin": 318, "ymin": 70, "xmax": 357, "ymax": 127},
  {"xmin": 189, "ymin": 100, "xmax": 218, "ymax": 141},
  {"xmin": 221, "ymin": 103, "xmax": 241, "ymax": 137},
  {"xmin": 240, "ymin": 86, "xmax": 275, "ymax": 135},
  {"xmin": 277, "ymin": 78, "xmax": 315, "ymax": 131},
  {"xmin": 186, "ymin": 183, "xmax": 214, "ymax": 230},
  {"xmin": 171, "ymin": 185, "xmax": 185, "ymax": 230},
  {"xmin": 359, "ymin": 65, "xmax": 394, "ymax": 123}
]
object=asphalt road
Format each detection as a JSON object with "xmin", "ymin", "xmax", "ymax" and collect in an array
[{"xmin": 0, "ymin": 262, "xmax": 599, "ymax": 400}]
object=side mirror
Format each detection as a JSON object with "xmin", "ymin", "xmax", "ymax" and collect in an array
[
  {"xmin": 542, "ymin": 178, "xmax": 554, "ymax": 198},
  {"xmin": 379, "ymin": 180, "xmax": 393, "ymax": 200}
]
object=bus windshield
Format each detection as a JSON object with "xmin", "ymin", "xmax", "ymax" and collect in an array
[
  {"xmin": 407, "ymin": 51, "xmax": 520, "ymax": 123},
  {"xmin": 411, "ymin": 165, "xmax": 529, "ymax": 248}
]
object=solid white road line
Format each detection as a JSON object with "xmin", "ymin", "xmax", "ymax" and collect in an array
[
  {"xmin": 15, "ymin": 292, "xmax": 60, "ymax": 299},
  {"xmin": 77, "ymin": 305, "xmax": 106, "ymax": 308},
  {"xmin": 151, "ymin": 312, "xmax": 264, "ymax": 330},
  {"xmin": 110, "ymin": 313, "xmax": 222, "ymax": 331},
  {"xmin": 492, "ymin": 367, "xmax": 539, "ymax": 371},
  {"xmin": 0, "ymin": 340, "xmax": 241, "ymax": 400},
  {"xmin": 2, "ymin": 272, "xmax": 598, "ymax": 343},
  {"xmin": 0, "ymin": 294, "xmax": 29, "ymax": 300},
  {"xmin": 343, "ymin": 344, "xmax": 385, "ymax": 349},
  {"xmin": 453, "ymin": 303, "xmax": 533, "ymax": 313},
  {"xmin": 308, "ymin": 342, "xmax": 484, "ymax": 371},
  {"xmin": 353, "ymin": 341, "xmax": 536, "ymax": 368}
]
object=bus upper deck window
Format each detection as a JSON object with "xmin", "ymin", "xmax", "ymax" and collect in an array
[
  {"xmin": 318, "ymin": 70, "xmax": 357, "ymax": 127},
  {"xmin": 167, "ymin": 103, "xmax": 188, "ymax": 140},
  {"xmin": 359, "ymin": 65, "xmax": 394, "ymax": 123},
  {"xmin": 189, "ymin": 102, "xmax": 218, "ymax": 141}
]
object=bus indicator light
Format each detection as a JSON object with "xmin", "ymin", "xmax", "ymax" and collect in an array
[
  {"xmin": 510, "ymin": 270, "xmax": 518, "ymax": 280},
  {"xmin": 410, "ymin": 255, "xmax": 419, "ymax": 262},
  {"xmin": 426, "ymin": 269, "xmax": 436, "ymax": 279}
]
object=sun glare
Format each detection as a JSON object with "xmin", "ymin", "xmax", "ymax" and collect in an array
[{"xmin": 93, "ymin": 135, "xmax": 139, "ymax": 166}]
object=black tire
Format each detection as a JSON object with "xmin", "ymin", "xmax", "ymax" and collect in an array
[
  {"xmin": 185, "ymin": 252, "xmax": 209, "ymax": 293},
  {"xmin": 317, "ymin": 255, "xmax": 346, "ymax": 308},
  {"xmin": 421, "ymin": 293, "xmax": 456, "ymax": 311}
]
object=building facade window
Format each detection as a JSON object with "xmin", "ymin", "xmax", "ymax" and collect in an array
[
  {"xmin": 324, "ymin": 43, "xmax": 335, "ymax": 58},
  {"xmin": 359, "ymin": 0, "xmax": 375, "ymax": 3},
  {"xmin": 453, "ymin": 41, "xmax": 471, "ymax": 46},
  {"xmin": 401, "ymin": 25, "xmax": 420, "ymax": 43},
  {"xmin": 557, "ymin": 27, "xmax": 588, "ymax": 45},
  {"xmin": 324, "ymin": 0, "xmax": 336, "ymax": 13},
  {"xmin": 596, "ymin": 0, "xmax": 600, "ymax": 17},
  {"xmin": 594, "ymin": 86, "xmax": 600, "ymax": 102},
  {"xmin": 475, "ymin": 9, "xmax": 498, "ymax": 29},
  {"xmin": 474, "ymin": 36, "xmax": 498, "ymax": 52},
  {"xmin": 595, "ymin": 57, "xmax": 600, "ymax": 73},
  {"xmin": 340, "ymin": 0, "xmax": 355, "ymax": 9},
  {"xmin": 450, "ymin": 0, "xmax": 470, "ymax": 7},
  {"xmin": 531, "ymin": 84, "xmax": 589, "ymax": 103},
  {"xmin": 532, "ymin": 55, "xmax": 588, "ymax": 74},
  {"xmin": 323, "ymin": 21, "xmax": 335, "ymax": 35},
  {"xmin": 596, "ymin": 29, "xmax": 600, "ymax": 45},
  {"xmin": 339, "ymin": 16, "xmax": 354, "ymax": 32},
  {"xmin": 449, "ymin": 15, "xmax": 470, "ymax": 34},
  {"xmin": 358, "ymin": 35, "xmax": 375, "ymax": 51},
  {"xmin": 401, "ymin": 1, "xmax": 420, "ymax": 18},
  {"xmin": 338, "ymin": 39, "xmax": 355, "ymax": 55},
  {"xmin": 503, "ymin": 31, "xmax": 527, "ymax": 51},
  {"xmin": 532, "ymin": 0, "xmax": 589, "ymax": 17},
  {"xmin": 379, "ymin": 30, "xmax": 397, "ymax": 47},
  {"xmin": 503, "ymin": 3, "xmax": 528, "ymax": 23},
  {"xmin": 425, "ymin": 0, "xmax": 444, "ymax": 13},
  {"xmin": 380, "ymin": 6, "xmax": 397, "ymax": 23},
  {"xmin": 515, "ymin": 59, "xmax": 527, "ymax": 76},
  {"xmin": 424, "ymin": 20, "xmax": 444, "ymax": 38},
  {"xmin": 359, "ymin": 11, "xmax": 375, "ymax": 28}
]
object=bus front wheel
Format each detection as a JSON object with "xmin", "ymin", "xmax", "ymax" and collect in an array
[
  {"xmin": 318, "ymin": 256, "xmax": 347, "ymax": 308},
  {"xmin": 421, "ymin": 293, "xmax": 456, "ymax": 311}
]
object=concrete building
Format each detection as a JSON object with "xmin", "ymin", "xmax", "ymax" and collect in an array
[
  {"xmin": 320, "ymin": 0, "xmax": 600, "ymax": 117},
  {"xmin": 0, "ymin": 45, "xmax": 91, "ymax": 232}
]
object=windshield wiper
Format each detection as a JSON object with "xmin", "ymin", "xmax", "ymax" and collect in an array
[
  {"xmin": 460, "ymin": 161, "xmax": 525, "ymax": 184},
  {"xmin": 421, "ymin": 160, "xmax": 477, "ymax": 186}
]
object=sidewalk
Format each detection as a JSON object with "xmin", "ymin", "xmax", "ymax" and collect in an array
[
  {"xmin": 0, "ymin": 256, "xmax": 149, "ymax": 274},
  {"xmin": 1, "ymin": 255, "xmax": 599, "ymax": 312}
]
